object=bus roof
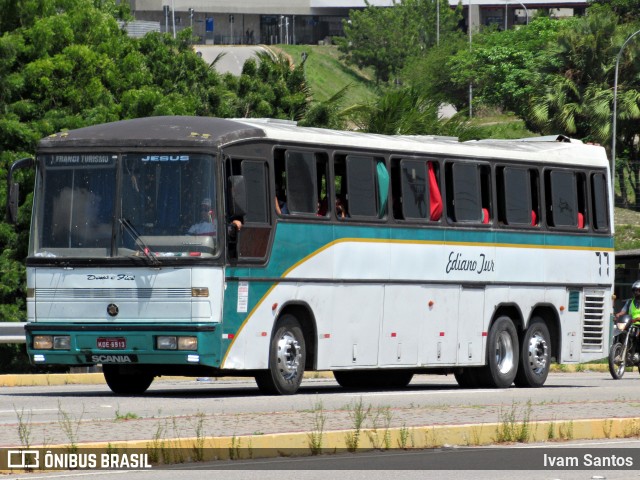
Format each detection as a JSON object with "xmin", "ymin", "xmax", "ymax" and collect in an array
[{"xmin": 39, "ymin": 116, "xmax": 609, "ymax": 169}]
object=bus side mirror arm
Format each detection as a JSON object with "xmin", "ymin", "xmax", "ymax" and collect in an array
[{"xmin": 6, "ymin": 157, "xmax": 35, "ymax": 224}]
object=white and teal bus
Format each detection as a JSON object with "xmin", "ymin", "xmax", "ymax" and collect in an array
[{"xmin": 8, "ymin": 116, "xmax": 613, "ymax": 395}]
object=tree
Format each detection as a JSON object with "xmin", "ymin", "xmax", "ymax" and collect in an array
[
  {"xmin": 436, "ymin": 18, "xmax": 560, "ymax": 118},
  {"xmin": 588, "ymin": 0, "xmax": 640, "ymax": 21},
  {"xmin": 335, "ymin": 0, "xmax": 460, "ymax": 83}
]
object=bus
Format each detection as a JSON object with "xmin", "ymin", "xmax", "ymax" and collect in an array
[{"xmin": 7, "ymin": 116, "xmax": 614, "ymax": 395}]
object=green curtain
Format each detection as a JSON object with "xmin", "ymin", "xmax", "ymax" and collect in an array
[{"xmin": 376, "ymin": 161, "xmax": 389, "ymax": 218}]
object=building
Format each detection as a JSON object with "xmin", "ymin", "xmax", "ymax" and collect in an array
[{"xmin": 126, "ymin": 0, "xmax": 588, "ymax": 45}]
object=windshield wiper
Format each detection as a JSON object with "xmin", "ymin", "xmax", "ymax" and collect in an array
[{"xmin": 118, "ymin": 218, "xmax": 159, "ymax": 265}]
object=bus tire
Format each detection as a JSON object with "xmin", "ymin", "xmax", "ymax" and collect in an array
[
  {"xmin": 255, "ymin": 314, "xmax": 306, "ymax": 395},
  {"xmin": 478, "ymin": 316, "xmax": 518, "ymax": 388},
  {"xmin": 334, "ymin": 370, "xmax": 413, "ymax": 389},
  {"xmin": 103, "ymin": 365, "xmax": 154, "ymax": 395},
  {"xmin": 514, "ymin": 318, "xmax": 551, "ymax": 387}
]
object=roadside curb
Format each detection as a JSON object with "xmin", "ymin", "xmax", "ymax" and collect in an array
[
  {"xmin": 9, "ymin": 416, "xmax": 639, "ymax": 465},
  {"xmin": 0, "ymin": 365, "xmax": 608, "ymax": 387}
]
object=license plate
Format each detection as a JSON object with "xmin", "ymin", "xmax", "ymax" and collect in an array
[{"xmin": 97, "ymin": 337, "xmax": 126, "ymax": 350}]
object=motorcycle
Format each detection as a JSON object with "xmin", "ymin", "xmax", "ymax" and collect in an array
[{"xmin": 609, "ymin": 314, "xmax": 640, "ymax": 379}]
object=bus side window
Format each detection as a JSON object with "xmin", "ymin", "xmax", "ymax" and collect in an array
[
  {"xmin": 285, "ymin": 151, "xmax": 317, "ymax": 214},
  {"xmin": 335, "ymin": 154, "xmax": 388, "ymax": 219},
  {"xmin": 231, "ymin": 159, "xmax": 271, "ymax": 260},
  {"xmin": 391, "ymin": 159, "xmax": 441, "ymax": 222},
  {"xmin": 394, "ymin": 158, "xmax": 428, "ymax": 221},
  {"xmin": 546, "ymin": 169, "xmax": 585, "ymax": 229},
  {"xmin": 446, "ymin": 162, "xmax": 484, "ymax": 223},
  {"xmin": 497, "ymin": 166, "xmax": 537, "ymax": 227},
  {"xmin": 591, "ymin": 172, "xmax": 609, "ymax": 231}
]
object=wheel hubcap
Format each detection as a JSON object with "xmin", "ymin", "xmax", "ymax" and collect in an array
[
  {"xmin": 527, "ymin": 331, "xmax": 549, "ymax": 374},
  {"xmin": 276, "ymin": 331, "xmax": 301, "ymax": 381},
  {"xmin": 495, "ymin": 331, "xmax": 514, "ymax": 374}
]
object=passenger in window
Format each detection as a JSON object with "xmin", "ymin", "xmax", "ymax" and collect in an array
[
  {"xmin": 317, "ymin": 197, "xmax": 328, "ymax": 216},
  {"xmin": 336, "ymin": 196, "xmax": 348, "ymax": 218},
  {"xmin": 275, "ymin": 186, "xmax": 289, "ymax": 215},
  {"xmin": 188, "ymin": 198, "xmax": 216, "ymax": 236}
]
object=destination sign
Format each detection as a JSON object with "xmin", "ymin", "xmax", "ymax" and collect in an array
[{"xmin": 45, "ymin": 154, "xmax": 115, "ymax": 167}]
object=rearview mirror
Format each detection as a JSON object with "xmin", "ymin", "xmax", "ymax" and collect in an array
[
  {"xmin": 6, "ymin": 157, "xmax": 35, "ymax": 223},
  {"xmin": 8, "ymin": 183, "xmax": 20, "ymax": 224}
]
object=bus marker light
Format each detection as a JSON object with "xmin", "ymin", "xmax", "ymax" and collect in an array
[
  {"xmin": 223, "ymin": 333, "xmax": 235, "ymax": 339},
  {"xmin": 323, "ymin": 334, "xmax": 331, "ymax": 339},
  {"xmin": 34, "ymin": 354, "xmax": 45, "ymax": 362},
  {"xmin": 187, "ymin": 354, "xmax": 200, "ymax": 363},
  {"xmin": 559, "ymin": 305, "xmax": 565, "ymax": 312},
  {"xmin": 428, "ymin": 301, "xmax": 434, "ymax": 307},
  {"xmin": 272, "ymin": 303, "xmax": 278, "ymax": 311},
  {"xmin": 260, "ymin": 332, "xmax": 267, "ymax": 337},
  {"xmin": 391, "ymin": 332, "xmax": 397, "ymax": 337},
  {"xmin": 482, "ymin": 332, "xmax": 488, "ymax": 337},
  {"xmin": 439, "ymin": 332, "xmax": 445, "ymax": 337},
  {"xmin": 189, "ymin": 252, "xmax": 201, "ymax": 257}
]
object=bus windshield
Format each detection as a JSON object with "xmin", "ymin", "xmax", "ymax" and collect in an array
[{"xmin": 31, "ymin": 153, "xmax": 218, "ymax": 259}]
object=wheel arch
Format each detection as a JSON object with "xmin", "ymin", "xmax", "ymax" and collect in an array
[
  {"xmin": 275, "ymin": 301, "xmax": 318, "ymax": 370},
  {"xmin": 491, "ymin": 304, "xmax": 524, "ymax": 333},
  {"xmin": 528, "ymin": 304, "xmax": 561, "ymax": 362}
]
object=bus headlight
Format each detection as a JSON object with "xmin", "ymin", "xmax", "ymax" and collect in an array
[
  {"xmin": 33, "ymin": 335, "xmax": 70, "ymax": 350},
  {"xmin": 33, "ymin": 335, "xmax": 52, "ymax": 350},
  {"xmin": 157, "ymin": 336, "xmax": 177, "ymax": 350},
  {"xmin": 156, "ymin": 336, "xmax": 198, "ymax": 351},
  {"xmin": 178, "ymin": 337, "xmax": 198, "ymax": 351}
]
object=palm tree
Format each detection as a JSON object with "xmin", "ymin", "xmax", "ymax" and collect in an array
[
  {"xmin": 529, "ymin": 12, "xmax": 640, "ymax": 207},
  {"xmin": 344, "ymin": 87, "xmax": 471, "ymax": 137}
]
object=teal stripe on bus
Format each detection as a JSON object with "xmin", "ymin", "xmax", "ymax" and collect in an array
[{"xmin": 227, "ymin": 222, "xmax": 613, "ymax": 280}]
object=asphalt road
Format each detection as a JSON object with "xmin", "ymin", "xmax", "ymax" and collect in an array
[
  {"xmin": 194, "ymin": 45, "xmax": 268, "ymax": 75},
  {"xmin": 1, "ymin": 371, "xmax": 638, "ymax": 448}
]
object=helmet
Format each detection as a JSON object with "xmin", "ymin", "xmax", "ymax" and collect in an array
[{"xmin": 633, "ymin": 280, "xmax": 640, "ymax": 292}]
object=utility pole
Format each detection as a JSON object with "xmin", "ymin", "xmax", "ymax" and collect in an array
[
  {"xmin": 468, "ymin": 0, "xmax": 473, "ymax": 118},
  {"xmin": 170, "ymin": 0, "xmax": 176, "ymax": 39},
  {"xmin": 612, "ymin": 28, "xmax": 640, "ymax": 181}
]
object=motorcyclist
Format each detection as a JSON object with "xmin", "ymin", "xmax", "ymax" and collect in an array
[{"xmin": 616, "ymin": 280, "xmax": 640, "ymax": 327}]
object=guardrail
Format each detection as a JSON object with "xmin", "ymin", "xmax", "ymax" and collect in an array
[{"xmin": 0, "ymin": 322, "xmax": 26, "ymax": 344}]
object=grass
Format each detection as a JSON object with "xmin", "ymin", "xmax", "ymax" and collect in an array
[
  {"xmin": 274, "ymin": 44, "xmax": 377, "ymax": 105},
  {"xmin": 614, "ymin": 207, "xmax": 640, "ymax": 251}
]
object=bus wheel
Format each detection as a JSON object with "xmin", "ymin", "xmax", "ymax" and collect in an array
[
  {"xmin": 334, "ymin": 370, "xmax": 413, "ymax": 389},
  {"xmin": 255, "ymin": 314, "xmax": 306, "ymax": 395},
  {"xmin": 514, "ymin": 318, "xmax": 551, "ymax": 387},
  {"xmin": 103, "ymin": 365, "xmax": 154, "ymax": 395},
  {"xmin": 479, "ymin": 316, "xmax": 518, "ymax": 388}
]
